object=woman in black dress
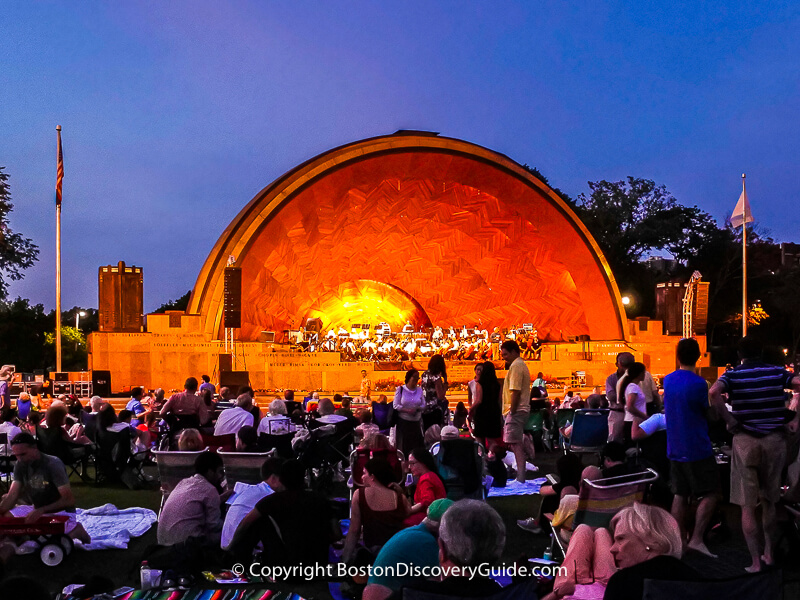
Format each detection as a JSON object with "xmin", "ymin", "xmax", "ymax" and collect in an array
[{"xmin": 469, "ymin": 361, "xmax": 503, "ymax": 446}]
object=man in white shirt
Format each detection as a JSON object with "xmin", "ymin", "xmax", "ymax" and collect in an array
[
  {"xmin": 214, "ymin": 394, "xmax": 255, "ymax": 436},
  {"xmin": 221, "ymin": 457, "xmax": 283, "ymax": 549}
]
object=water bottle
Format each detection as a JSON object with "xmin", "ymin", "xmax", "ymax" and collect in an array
[
  {"xmin": 405, "ymin": 473, "xmax": 414, "ymax": 487},
  {"xmin": 542, "ymin": 548, "xmax": 553, "ymax": 561},
  {"xmin": 140, "ymin": 561, "xmax": 152, "ymax": 590}
]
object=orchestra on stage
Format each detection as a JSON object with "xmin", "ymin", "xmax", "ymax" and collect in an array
[{"xmin": 285, "ymin": 322, "xmax": 544, "ymax": 362}]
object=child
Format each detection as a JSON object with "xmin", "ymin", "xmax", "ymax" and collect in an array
[{"xmin": 355, "ymin": 409, "xmax": 379, "ymax": 441}]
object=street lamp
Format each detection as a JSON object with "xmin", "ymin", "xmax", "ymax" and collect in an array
[{"xmin": 75, "ymin": 311, "xmax": 86, "ymax": 352}]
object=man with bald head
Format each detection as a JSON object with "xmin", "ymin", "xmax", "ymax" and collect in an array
[{"xmin": 606, "ymin": 352, "xmax": 635, "ymax": 442}]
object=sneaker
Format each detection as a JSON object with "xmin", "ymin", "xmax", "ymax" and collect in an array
[{"xmin": 517, "ymin": 518, "xmax": 543, "ymax": 534}]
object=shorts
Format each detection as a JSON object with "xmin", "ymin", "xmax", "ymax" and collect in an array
[
  {"xmin": 670, "ymin": 455, "xmax": 720, "ymax": 498},
  {"xmin": 607, "ymin": 409, "xmax": 625, "ymax": 443},
  {"xmin": 730, "ymin": 430, "xmax": 786, "ymax": 507},
  {"xmin": 503, "ymin": 410, "xmax": 529, "ymax": 445}
]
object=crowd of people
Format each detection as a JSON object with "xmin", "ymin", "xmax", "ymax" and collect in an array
[{"xmin": 0, "ymin": 334, "xmax": 798, "ymax": 599}]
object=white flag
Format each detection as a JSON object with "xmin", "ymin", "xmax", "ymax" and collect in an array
[{"xmin": 730, "ymin": 188, "xmax": 754, "ymax": 228}]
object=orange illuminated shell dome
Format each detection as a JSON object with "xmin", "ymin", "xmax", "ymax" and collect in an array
[{"xmin": 188, "ymin": 132, "xmax": 627, "ymax": 342}]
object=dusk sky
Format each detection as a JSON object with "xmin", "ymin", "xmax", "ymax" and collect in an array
[{"xmin": 2, "ymin": 1, "xmax": 799, "ymax": 313}]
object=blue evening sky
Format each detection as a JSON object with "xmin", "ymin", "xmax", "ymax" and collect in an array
[{"xmin": 2, "ymin": 1, "xmax": 799, "ymax": 311}]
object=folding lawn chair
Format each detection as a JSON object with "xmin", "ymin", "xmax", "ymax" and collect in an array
[
  {"xmin": 565, "ymin": 409, "xmax": 609, "ymax": 455},
  {"xmin": 218, "ymin": 450, "xmax": 273, "ymax": 491},
  {"xmin": 152, "ymin": 448, "xmax": 207, "ymax": 513},
  {"xmin": 430, "ymin": 438, "xmax": 486, "ymax": 500},
  {"xmin": 549, "ymin": 468, "xmax": 658, "ymax": 559}
]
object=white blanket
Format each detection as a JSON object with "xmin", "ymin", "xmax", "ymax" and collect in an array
[{"xmin": 76, "ymin": 503, "xmax": 157, "ymax": 551}]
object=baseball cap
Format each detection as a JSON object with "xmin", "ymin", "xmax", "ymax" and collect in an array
[{"xmin": 427, "ymin": 498, "xmax": 454, "ymax": 522}]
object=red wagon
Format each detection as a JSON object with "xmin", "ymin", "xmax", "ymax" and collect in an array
[{"xmin": 0, "ymin": 515, "xmax": 73, "ymax": 566}]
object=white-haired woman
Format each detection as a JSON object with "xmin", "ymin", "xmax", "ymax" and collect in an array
[
  {"xmin": 545, "ymin": 503, "xmax": 698, "ymax": 600},
  {"xmin": 257, "ymin": 398, "xmax": 290, "ymax": 435}
]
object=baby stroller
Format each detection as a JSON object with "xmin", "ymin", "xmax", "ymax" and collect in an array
[{"xmin": 295, "ymin": 419, "xmax": 355, "ymax": 493}]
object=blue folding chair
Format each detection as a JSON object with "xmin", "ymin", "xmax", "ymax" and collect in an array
[{"xmin": 565, "ymin": 409, "xmax": 609, "ymax": 455}]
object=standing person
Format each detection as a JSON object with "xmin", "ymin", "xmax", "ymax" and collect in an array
[
  {"xmin": 467, "ymin": 363, "xmax": 483, "ymax": 407},
  {"xmin": 421, "ymin": 355, "xmax": 448, "ymax": 429},
  {"xmin": 710, "ymin": 336, "xmax": 800, "ymax": 573},
  {"xmin": 490, "ymin": 328, "xmax": 502, "ymax": 361},
  {"xmin": 664, "ymin": 338, "xmax": 720, "ymax": 558},
  {"xmin": 469, "ymin": 361, "xmax": 503, "ymax": 448},
  {"xmin": 360, "ymin": 370, "xmax": 372, "ymax": 401},
  {"xmin": 393, "ymin": 369, "xmax": 425, "ymax": 457},
  {"xmin": 501, "ymin": 340, "xmax": 531, "ymax": 484},
  {"xmin": 620, "ymin": 362, "xmax": 648, "ymax": 443},
  {"xmin": 0, "ymin": 366, "xmax": 14, "ymax": 411},
  {"xmin": 606, "ymin": 352, "xmax": 635, "ymax": 443}
]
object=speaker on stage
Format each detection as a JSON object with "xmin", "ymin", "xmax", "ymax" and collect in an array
[
  {"xmin": 219, "ymin": 371, "xmax": 250, "ymax": 396},
  {"xmin": 54, "ymin": 372, "xmax": 69, "ymax": 382},
  {"xmin": 219, "ymin": 353, "xmax": 233, "ymax": 372},
  {"xmin": 223, "ymin": 267, "xmax": 242, "ymax": 329},
  {"xmin": 305, "ymin": 317, "xmax": 323, "ymax": 333},
  {"xmin": 92, "ymin": 370, "xmax": 112, "ymax": 397}
]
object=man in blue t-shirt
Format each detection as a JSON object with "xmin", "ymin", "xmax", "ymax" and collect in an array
[
  {"xmin": 125, "ymin": 386, "xmax": 149, "ymax": 428},
  {"xmin": 663, "ymin": 338, "xmax": 718, "ymax": 558},
  {"xmin": 710, "ymin": 335, "xmax": 800, "ymax": 573}
]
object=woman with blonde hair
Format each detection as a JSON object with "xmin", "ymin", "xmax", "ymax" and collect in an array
[{"xmin": 546, "ymin": 503, "xmax": 698, "ymax": 600}]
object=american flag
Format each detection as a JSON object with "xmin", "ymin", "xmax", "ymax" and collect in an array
[{"xmin": 55, "ymin": 126, "xmax": 64, "ymax": 206}]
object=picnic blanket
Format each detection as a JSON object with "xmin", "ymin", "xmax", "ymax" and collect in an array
[
  {"xmin": 487, "ymin": 477, "xmax": 547, "ymax": 497},
  {"xmin": 76, "ymin": 503, "xmax": 157, "ymax": 551}
]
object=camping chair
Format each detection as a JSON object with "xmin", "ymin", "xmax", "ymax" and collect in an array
[
  {"xmin": 152, "ymin": 448, "xmax": 207, "ymax": 513},
  {"xmin": 35, "ymin": 425, "xmax": 94, "ymax": 483},
  {"xmin": 347, "ymin": 446, "xmax": 405, "ymax": 499},
  {"xmin": 553, "ymin": 408, "xmax": 576, "ymax": 449},
  {"xmin": 524, "ymin": 408, "xmax": 549, "ymax": 451},
  {"xmin": 549, "ymin": 468, "xmax": 659, "ymax": 559},
  {"xmin": 0, "ymin": 433, "xmax": 15, "ymax": 492},
  {"xmin": 258, "ymin": 432, "xmax": 294, "ymax": 458},
  {"xmin": 162, "ymin": 413, "xmax": 201, "ymax": 449},
  {"xmin": 430, "ymin": 438, "xmax": 486, "ymax": 500},
  {"xmin": 218, "ymin": 450, "xmax": 273, "ymax": 491},
  {"xmin": 297, "ymin": 419, "xmax": 355, "ymax": 492},
  {"xmin": 564, "ymin": 409, "xmax": 609, "ymax": 455},
  {"xmin": 371, "ymin": 401, "xmax": 395, "ymax": 435},
  {"xmin": 95, "ymin": 426, "xmax": 150, "ymax": 487},
  {"xmin": 200, "ymin": 433, "xmax": 236, "ymax": 452},
  {"xmin": 642, "ymin": 569, "xmax": 781, "ymax": 600}
]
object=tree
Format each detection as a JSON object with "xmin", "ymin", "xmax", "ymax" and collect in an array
[
  {"xmin": 44, "ymin": 326, "xmax": 86, "ymax": 372},
  {"xmin": 153, "ymin": 291, "xmax": 191, "ymax": 313},
  {"xmin": 0, "ymin": 167, "xmax": 39, "ymax": 299}
]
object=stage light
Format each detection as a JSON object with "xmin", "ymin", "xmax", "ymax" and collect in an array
[{"xmin": 621, "ymin": 296, "xmax": 631, "ymax": 306}]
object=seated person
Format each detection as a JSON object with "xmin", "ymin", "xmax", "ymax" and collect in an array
[
  {"xmin": 315, "ymin": 398, "xmax": 348, "ymax": 425},
  {"xmin": 342, "ymin": 458, "xmax": 410, "ymax": 562},
  {"xmin": 560, "ymin": 394, "xmax": 603, "ymax": 439},
  {"xmin": 0, "ymin": 432, "xmax": 91, "ymax": 544},
  {"xmin": 137, "ymin": 411, "xmax": 159, "ymax": 447},
  {"xmin": 363, "ymin": 499, "xmax": 453, "ymax": 600},
  {"xmin": 221, "ymin": 457, "xmax": 283, "ymax": 549},
  {"xmin": 157, "ymin": 450, "xmax": 225, "ymax": 546},
  {"xmin": 115, "ymin": 409, "xmax": 150, "ymax": 453},
  {"xmin": 178, "ymin": 428, "xmax": 204, "ymax": 451},
  {"xmin": 228, "ymin": 459, "xmax": 339, "ymax": 567},
  {"xmin": 544, "ymin": 503, "xmax": 697, "ymax": 600},
  {"xmin": 601, "ymin": 441, "xmax": 634, "ymax": 478},
  {"xmin": 423, "ymin": 424, "xmax": 441, "ymax": 448},
  {"xmin": 39, "ymin": 404, "xmax": 92, "ymax": 460},
  {"xmin": 359, "ymin": 432, "xmax": 395, "ymax": 452},
  {"xmin": 355, "ymin": 410, "xmax": 380, "ymax": 441},
  {"xmin": 125, "ymin": 387, "xmax": 150, "ymax": 427},
  {"xmin": 15, "ymin": 392, "xmax": 33, "ymax": 421},
  {"xmin": 214, "ymin": 394, "xmax": 255, "ymax": 436},
  {"xmin": 256, "ymin": 399, "xmax": 291, "ymax": 435},
  {"xmin": 485, "ymin": 443, "xmax": 508, "ymax": 488},
  {"xmin": 404, "ymin": 448, "xmax": 446, "ymax": 526},
  {"xmin": 0, "ymin": 409, "xmax": 21, "ymax": 456},
  {"xmin": 545, "ymin": 466, "xmax": 603, "ymax": 544},
  {"xmin": 394, "ymin": 500, "xmax": 504, "ymax": 599},
  {"xmin": 335, "ymin": 396, "xmax": 354, "ymax": 419},
  {"xmin": 236, "ymin": 426, "xmax": 260, "ymax": 452},
  {"xmin": 518, "ymin": 451, "xmax": 584, "ymax": 534},
  {"xmin": 160, "ymin": 377, "xmax": 208, "ymax": 426},
  {"xmin": 452, "ymin": 402, "xmax": 469, "ymax": 430}
]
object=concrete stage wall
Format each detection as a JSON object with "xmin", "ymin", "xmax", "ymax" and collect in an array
[{"xmin": 89, "ymin": 315, "xmax": 713, "ymax": 394}]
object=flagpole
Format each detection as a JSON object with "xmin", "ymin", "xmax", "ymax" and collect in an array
[
  {"xmin": 741, "ymin": 173, "xmax": 747, "ymax": 337},
  {"xmin": 56, "ymin": 125, "xmax": 62, "ymax": 373}
]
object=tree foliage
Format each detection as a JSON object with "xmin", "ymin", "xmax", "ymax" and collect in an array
[
  {"xmin": 153, "ymin": 291, "xmax": 191, "ymax": 313},
  {"xmin": 0, "ymin": 167, "xmax": 39, "ymax": 299}
]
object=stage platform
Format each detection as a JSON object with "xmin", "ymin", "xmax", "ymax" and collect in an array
[{"xmin": 88, "ymin": 315, "xmax": 718, "ymax": 396}]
